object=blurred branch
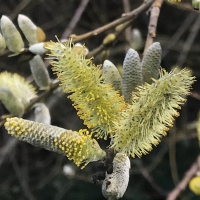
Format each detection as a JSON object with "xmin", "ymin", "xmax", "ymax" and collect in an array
[
  {"xmin": 12, "ymin": 156, "xmax": 37, "ymax": 200},
  {"xmin": 73, "ymin": 0, "xmax": 156, "ymax": 42},
  {"xmin": 87, "ymin": 19, "xmax": 133, "ymax": 58},
  {"xmin": 134, "ymin": 159, "xmax": 168, "ymax": 196},
  {"xmin": 168, "ymin": 127, "xmax": 180, "ymax": 185},
  {"xmin": 0, "ymin": 0, "xmax": 155, "ymax": 57},
  {"xmin": 166, "ymin": 160, "xmax": 198, "ymax": 200},
  {"xmin": 9, "ymin": 0, "xmax": 31, "ymax": 20},
  {"xmin": 61, "ymin": 0, "xmax": 90, "ymax": 39},
  {"xmin": 144, "ymin": 0, "xmax": 164, "ymax": 54},
  {"xmin": 176, "ymin": 14, "xmax": 200, "ymax": 67},
  {"xmin": 123, "ymin": 0, "xmax": 132, "ymax": 50},
  {"xmin": 0, "ymin": 137, "xmax": 18, "ymax": 168},
  {"xmin": 162, "ymin": 12, "xmax": 196, "ymax": 58}
]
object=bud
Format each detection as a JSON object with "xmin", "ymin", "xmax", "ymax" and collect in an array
[
  {"xmin": 0, "ymin": 86, "xmax": 24, "ymax": 117},
  {"xmin": 192, "ymin": 0, "xmax": 200, "ymax": 10},
  {"xmin": 0, "ymin": 15, "xmax": 24, "ymax": 54},
  {"xmin": 103, "ymin": 33, "xmax": 116, "ymax": 45},
  {"xmin": 72, "ymin": 43, "xmax": 89, "ymax": 56},
  {"xmin": 18, "ymin": 14, "xmax": 46, "ymax": 45},
  {"xmin": 0, "ymin": 33, "xmax": 6, "ymax": 52},
  {"xmin": 131, "ymin": 28, "xmax": 143, "ymax": 50},
  {"xmin": 0, "ymin": 72, "xmax": 37, "ymax": 110},
  {"xmin": 122, "ymin": 48, "xmax": 143, "ymax": 103},
  {"xmin": 102, "ymin": 60, "xmax": 122, "ymax": 93},
  {"xmin": 29, "ymin": 55, "xmax": 51, "ymax": 90},
  {"xmin": 102, "ymin": 153, "xmax": 130, "ymax": 200},
  {"xmin": 34, "ymin": 103, "xmax": 51, "ymax": 124},
  {"xmin": 29, "ymin": 42, "xmax": 47, "ymax": 55},
  {"xmin": 142, "ymin": 42, "xmax": 162, "ymax": 84},
  {"xmin": 189, "ymin": 176, "xmax": 200, "ymax": 195}
]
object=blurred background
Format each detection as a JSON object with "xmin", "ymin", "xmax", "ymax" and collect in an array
[{"xmin": 0, "ymin": 0, "xmax": 200, "ymax": 199}]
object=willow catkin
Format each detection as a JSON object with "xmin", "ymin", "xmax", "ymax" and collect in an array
[
  {"xmin": 102, "ymin": 153, "xmax": 130, "ymax": 200},
  {"xmin": 5, "ymin": 117, "xmax": 106, "ymax": 168}
]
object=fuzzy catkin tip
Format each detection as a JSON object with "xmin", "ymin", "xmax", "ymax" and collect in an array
[
  {"xmin": 111, "ymin": 68, "xmax": 195, "ymax": 157},
  {"xmin": 45, "ymin": 40, "xmax": 125, "ymax": 139},
  {"xmin": 5, "ymin": 117, "xmax": 106, "ymax": 168}
]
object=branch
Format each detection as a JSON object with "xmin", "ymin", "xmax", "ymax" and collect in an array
[
  {"xmin": 166, "ymin": 160, "xmax": 198, "ymax": 200},
  {"xmin": 143, "ymin": 0, "xmax": 164, "ymax": 54},
  {"xmin": 61, "ymin": 0, "xmax": 90, "ymax": 39},
  {"xmin": 73, "ymin": 0, "xmax": 156, "ymax": 42}
]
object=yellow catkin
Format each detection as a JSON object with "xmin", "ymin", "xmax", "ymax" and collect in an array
[
  {"xmin": 44, "ymin": 40, "xmax": 125, "ymax": 139},
  {"xmin": 4, "ymin": 117, "xmax": 106, "ymax": 168},
  {"xmin": 111, "ymin": 68, "xmax": 195, "ymax": 157}
]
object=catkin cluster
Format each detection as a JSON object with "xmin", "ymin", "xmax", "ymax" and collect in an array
[{"xmin": 111, "ymin": 68, "xmax": 195, "ymax": 157}]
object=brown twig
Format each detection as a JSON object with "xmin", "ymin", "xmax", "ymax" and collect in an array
[
  {"xmin": 122, "ymin": 0, "xmax": 132, "ymax": 50},
  {"xmin": 61, "ymin": 0, "xmax": 90, "ymax": 39},
  {"xmin": 0, "ymin": 0, "xmax": 155, "ymax": 58},
  {"xmin": 73, "ymin": 0, "xmax": 156, "ymax": 42},
  {"xmin": 166, "ymin": 160, "xmax": 198, "ymax": 200},
  {"xmin": 87, "ymin": 20, "xmax": 133, "ymax": 58},
  {"xmin": 143, "ymin": 0, "xmax": 164, "ymax": 54}
]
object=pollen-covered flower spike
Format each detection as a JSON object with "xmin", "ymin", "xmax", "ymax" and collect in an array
[
  {"xmin": 111, "ymin": 68, "xmax": 195, "ymax": 157},
  {"xmin": 18, "ymin": 14, "xmax": 46, "ymax": 45},
  {"xmin": 0, "ymin": 72, "xmax": 37, "ymax": 116},
  {"xmin": 0, "ymin": 15, "xmax": 24, "ymax": 55},
  {"xmin": 142, "ymin": 42, "xmax": 162, "ymax": 84},
  {"xmin": 29, "ymin": 55, "xmax": 51, "ymax": 90},
  {"xmin": 5, "ymin": 117, "xmax": 106, "ymax": 168},
  {"xmin": 45, "ymin": 40, "xmax": 125, "ymax": 139},
  {"xmin": 122, "ymin": 48, "xmax": 143, "ymax": 103},
  {"xmin": 102, "ymin": 60, "xmax": 122, "ymax": 93},
  {"xmin": 102, "ymin": 153, "xmax": 130, "ymax": 200}
]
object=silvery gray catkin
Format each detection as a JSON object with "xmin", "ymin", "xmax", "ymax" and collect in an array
[
  {"xmin": 142, "ymin": 42, "xmax": 162, "ymax": 84},
  {"xmin": 102, "ymin": 60, "xmax": 122, "ymax": 93},
  {"xmin": 102, "ymin": 153, "xmax": 130, "ymax": 200},
  {"xmin": 122, "ymin": 49, "xmax": 143, "ymax": 103},
  {"xmin": 29, "ymin": 55, "xmax": 51, "ymax": 90}
]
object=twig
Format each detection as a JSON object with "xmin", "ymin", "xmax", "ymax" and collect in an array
[
  {"xmin": 166, "ymin": 160, "xmax": 198, "ymax": 200},
  {"xmin": 123, "ymin": 0, "xmax": 132, "ymax": 50},
  {"xmin": 9, "ymin": 0, "xmax": 31, "ymax": 20},
  {"xmin": 143, "ymin": 0, "xmax": 164, "ymax": 54},
  {"xmin": 61, "ymin": 0, "xmax": 90, "ymax": 39},
  {"xmin": 87, "ymin": 20, "xmax": 133, "ymax": 58},
  {"xmin": 0, "ymin": 0, "xmax": 155, "ymax": 58},
  {"xmin": 176, "ymin": 14, "xmax": 200, "ymax": 67},
  {"xmin": 73, "ymin": 0, "xmax": 156, "ymax": 42},
  {"xmin": 134, "ymin": 159, "xmax": 168, "ymax": 196}
]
